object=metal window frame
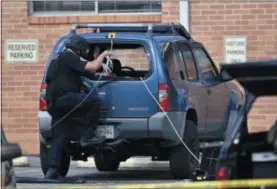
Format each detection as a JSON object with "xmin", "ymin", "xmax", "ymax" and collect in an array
[{"xmin": 28, "ymin": 0, "xmax": 162, "ymax": 16}]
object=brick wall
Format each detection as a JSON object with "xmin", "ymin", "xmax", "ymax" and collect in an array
[
  {"xmin": 189, "ymin": 0, "xmax": 277, "ymax": 133},
  {"xmin": 0, "ymin": 2, "xmax": 2, "ymax": 126},
  {"xmin": 113, "ymin": 49, "xmax": 149, "ymax": 70},
  {"xmin": 2, "ymin": 0, "xmax": 276, "ymax": 154}
]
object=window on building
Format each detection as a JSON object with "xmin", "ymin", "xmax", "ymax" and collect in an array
[
  {"xmin": 32, "ymin": 1, "xmax": 95, "ymax": 13},
  {"xmin": 29, "ymin": 1, "xmax": 161, "ymax": 15},
  {"xmin": 98, "ymin": 1, "xmax": 161, "ymax": 13}
]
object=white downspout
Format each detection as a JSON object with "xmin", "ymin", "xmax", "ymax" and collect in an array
[{"xmin": 179, "ymin": 0, "xmax": 189, "ymax": 32}]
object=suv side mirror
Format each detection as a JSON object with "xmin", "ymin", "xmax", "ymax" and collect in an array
[
  {"xmin": 219, "ymin": 68, "xmax": 233, "ymax": 82},
  {"xmin": 1, "ymin": 143, "xmax": 22, "ymax": 162}
]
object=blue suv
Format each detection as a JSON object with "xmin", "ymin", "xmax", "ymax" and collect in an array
[{"xmin": 38, "ymin": 23, "xmax": 245, "ymax": 179}]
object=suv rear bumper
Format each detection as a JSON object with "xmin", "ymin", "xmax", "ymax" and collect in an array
[{"xmin": 38, "ymin": 111, "xmax": 187, "ymax": 146}]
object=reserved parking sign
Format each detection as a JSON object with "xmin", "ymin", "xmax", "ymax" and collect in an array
[{"xmin": 5, "ymin": 40, "xmax": 38, "ymax": 63}]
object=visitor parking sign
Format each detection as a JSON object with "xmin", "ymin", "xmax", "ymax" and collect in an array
[
  {"xmin": 5, "ymin": 40, "xmax": 38, "ymax": 63},
  {"xmin": 224, "ymin": 36, "xmax": 247, "ymax": 64}
]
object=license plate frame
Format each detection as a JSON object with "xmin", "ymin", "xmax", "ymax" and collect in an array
[{"xmin": 96, "ymin": 125, "xmax": 115, "ymax": 139}]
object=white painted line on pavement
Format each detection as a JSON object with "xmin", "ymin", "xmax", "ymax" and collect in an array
[
  {"xmin": 76, "ymin": 157, "xmax": 169, "ymax": 168},
  {"xmin": 13, "ymin": 156, "xmax": 29, "ymax": 167},
  {"xmin": 15, "ymin": 170, "xmax": 39, "ymax": 174}
]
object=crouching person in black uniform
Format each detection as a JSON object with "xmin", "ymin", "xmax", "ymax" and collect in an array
[{"xmin": 44, "ymin": 34, "xmax": 113, "ymax": 180}]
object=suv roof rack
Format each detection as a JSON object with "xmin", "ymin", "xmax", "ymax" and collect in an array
[{"xmin": 69, "ymin": 23, "xmax": 191, "ymax": 39}]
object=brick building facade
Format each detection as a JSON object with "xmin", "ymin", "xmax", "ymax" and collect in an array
[{"xmin": 2, "ymin": 0, "xmax": 277, "ymax": 154}]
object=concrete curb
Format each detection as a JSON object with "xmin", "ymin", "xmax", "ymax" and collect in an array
[
  {"xmin": 12, "ymin": 156, "xmax": 29, "ymax": 167},
  {"xmin": 76, "ymin": 157, "xmax": 169, "ymax": 168}
]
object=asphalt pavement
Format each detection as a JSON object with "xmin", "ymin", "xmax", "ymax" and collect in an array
[
  {"xmin": 14, "ymin": 156, "xmax": 277, "ymax": 189},
  {"xmin": 15, "ymin": 156, "xmax": 188, "ymax": 188}
]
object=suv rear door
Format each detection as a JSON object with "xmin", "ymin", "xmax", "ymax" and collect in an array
[
  {"xmin": 175, "ymin": 41, "xmax": 208, "ymax": 138},
  {"xmin": 192, "ymin": 44, "xmax": 231, "ymax": 140}
]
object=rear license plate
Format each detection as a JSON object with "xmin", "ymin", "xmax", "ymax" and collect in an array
[
  {"xmin": 96, "ymin": 125, "xmax": 115, "ymax": 139},
  {"xmin": 252, "ymin": 152, "xmax": 277, "ymax": 162}
]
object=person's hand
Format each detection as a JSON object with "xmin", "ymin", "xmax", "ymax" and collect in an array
[
  {"xmin": 100, "ymin": 50, "xmax": 114, "ymax": 59},
  {"xmin": 86, "ymin": 50, "xmax": 115, "ymax": 72},
  {"xmin": 95, "ymin": 50, "xmax": 113, "ymax": 63}
]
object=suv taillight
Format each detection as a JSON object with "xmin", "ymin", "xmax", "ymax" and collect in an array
[
  {"xmin": 216, "ymin": 167, "xmax": 228, "ymax": 180},
  {"xmin": 159, "ymin": 84, "xmax": 170, "ymax": 111},
  {"xmin": 40, "ymin": 83, "xmax": 48, "ymax": 111}
]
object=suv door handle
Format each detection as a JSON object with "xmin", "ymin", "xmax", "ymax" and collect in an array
[{"xmin": 207, "ymin": 88, "xmax": 212, "ymax": 95}]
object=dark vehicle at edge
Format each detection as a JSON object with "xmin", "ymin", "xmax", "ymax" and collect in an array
[
  {"xmin": 1, "ymin": 127, "xmax": 22, "ymax": 188},
  {"xmin": 215, "ymin": 60, "xmax": 277, "ymax": 180}
]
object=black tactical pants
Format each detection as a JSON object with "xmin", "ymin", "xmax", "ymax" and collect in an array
[{"xmin": 46, "ymin": 92, "xmax": 100, "ymax": 168}]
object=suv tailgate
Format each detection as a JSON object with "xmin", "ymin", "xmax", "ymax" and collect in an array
[{"xmin": 82, "ymin": 78, "xmax": 159, "ymax": 118}]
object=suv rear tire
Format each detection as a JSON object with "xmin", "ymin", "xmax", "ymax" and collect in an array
[
  {"xmin": 169, "ymin": 120, "xmax": 199, "ymax": 179},
  {"xmin": 40, "ymin": 142, "xmax": 70, "ymax": 177},
  {"xmin": 94, "ymin": 156, "xmax": 120, "ymax": 171}
]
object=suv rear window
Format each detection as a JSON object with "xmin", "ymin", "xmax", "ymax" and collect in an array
[
  {"xmin": 56, "ymin": 40, "xmax": 152, "ymax": 81},
  {"xmin": 159, "ymin": 41, "xmax": 180, "ymax": 81},
  {"xmin": 91, "ymin": 41, "xmax": 151, "ymax": 81}
]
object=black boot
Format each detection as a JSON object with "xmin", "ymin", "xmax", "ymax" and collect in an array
[
  {"xmin": 45, "ymin": 167, "xmax": 63, "ymax": 180},
  {"xmin": 80, "ymin": 127, "xmax": 106, "ymax": 148}
]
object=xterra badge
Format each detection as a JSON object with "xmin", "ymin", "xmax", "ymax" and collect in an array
[{"xmin": 128, "ymin": 107, "xmax": 149, "ymax": 111}]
